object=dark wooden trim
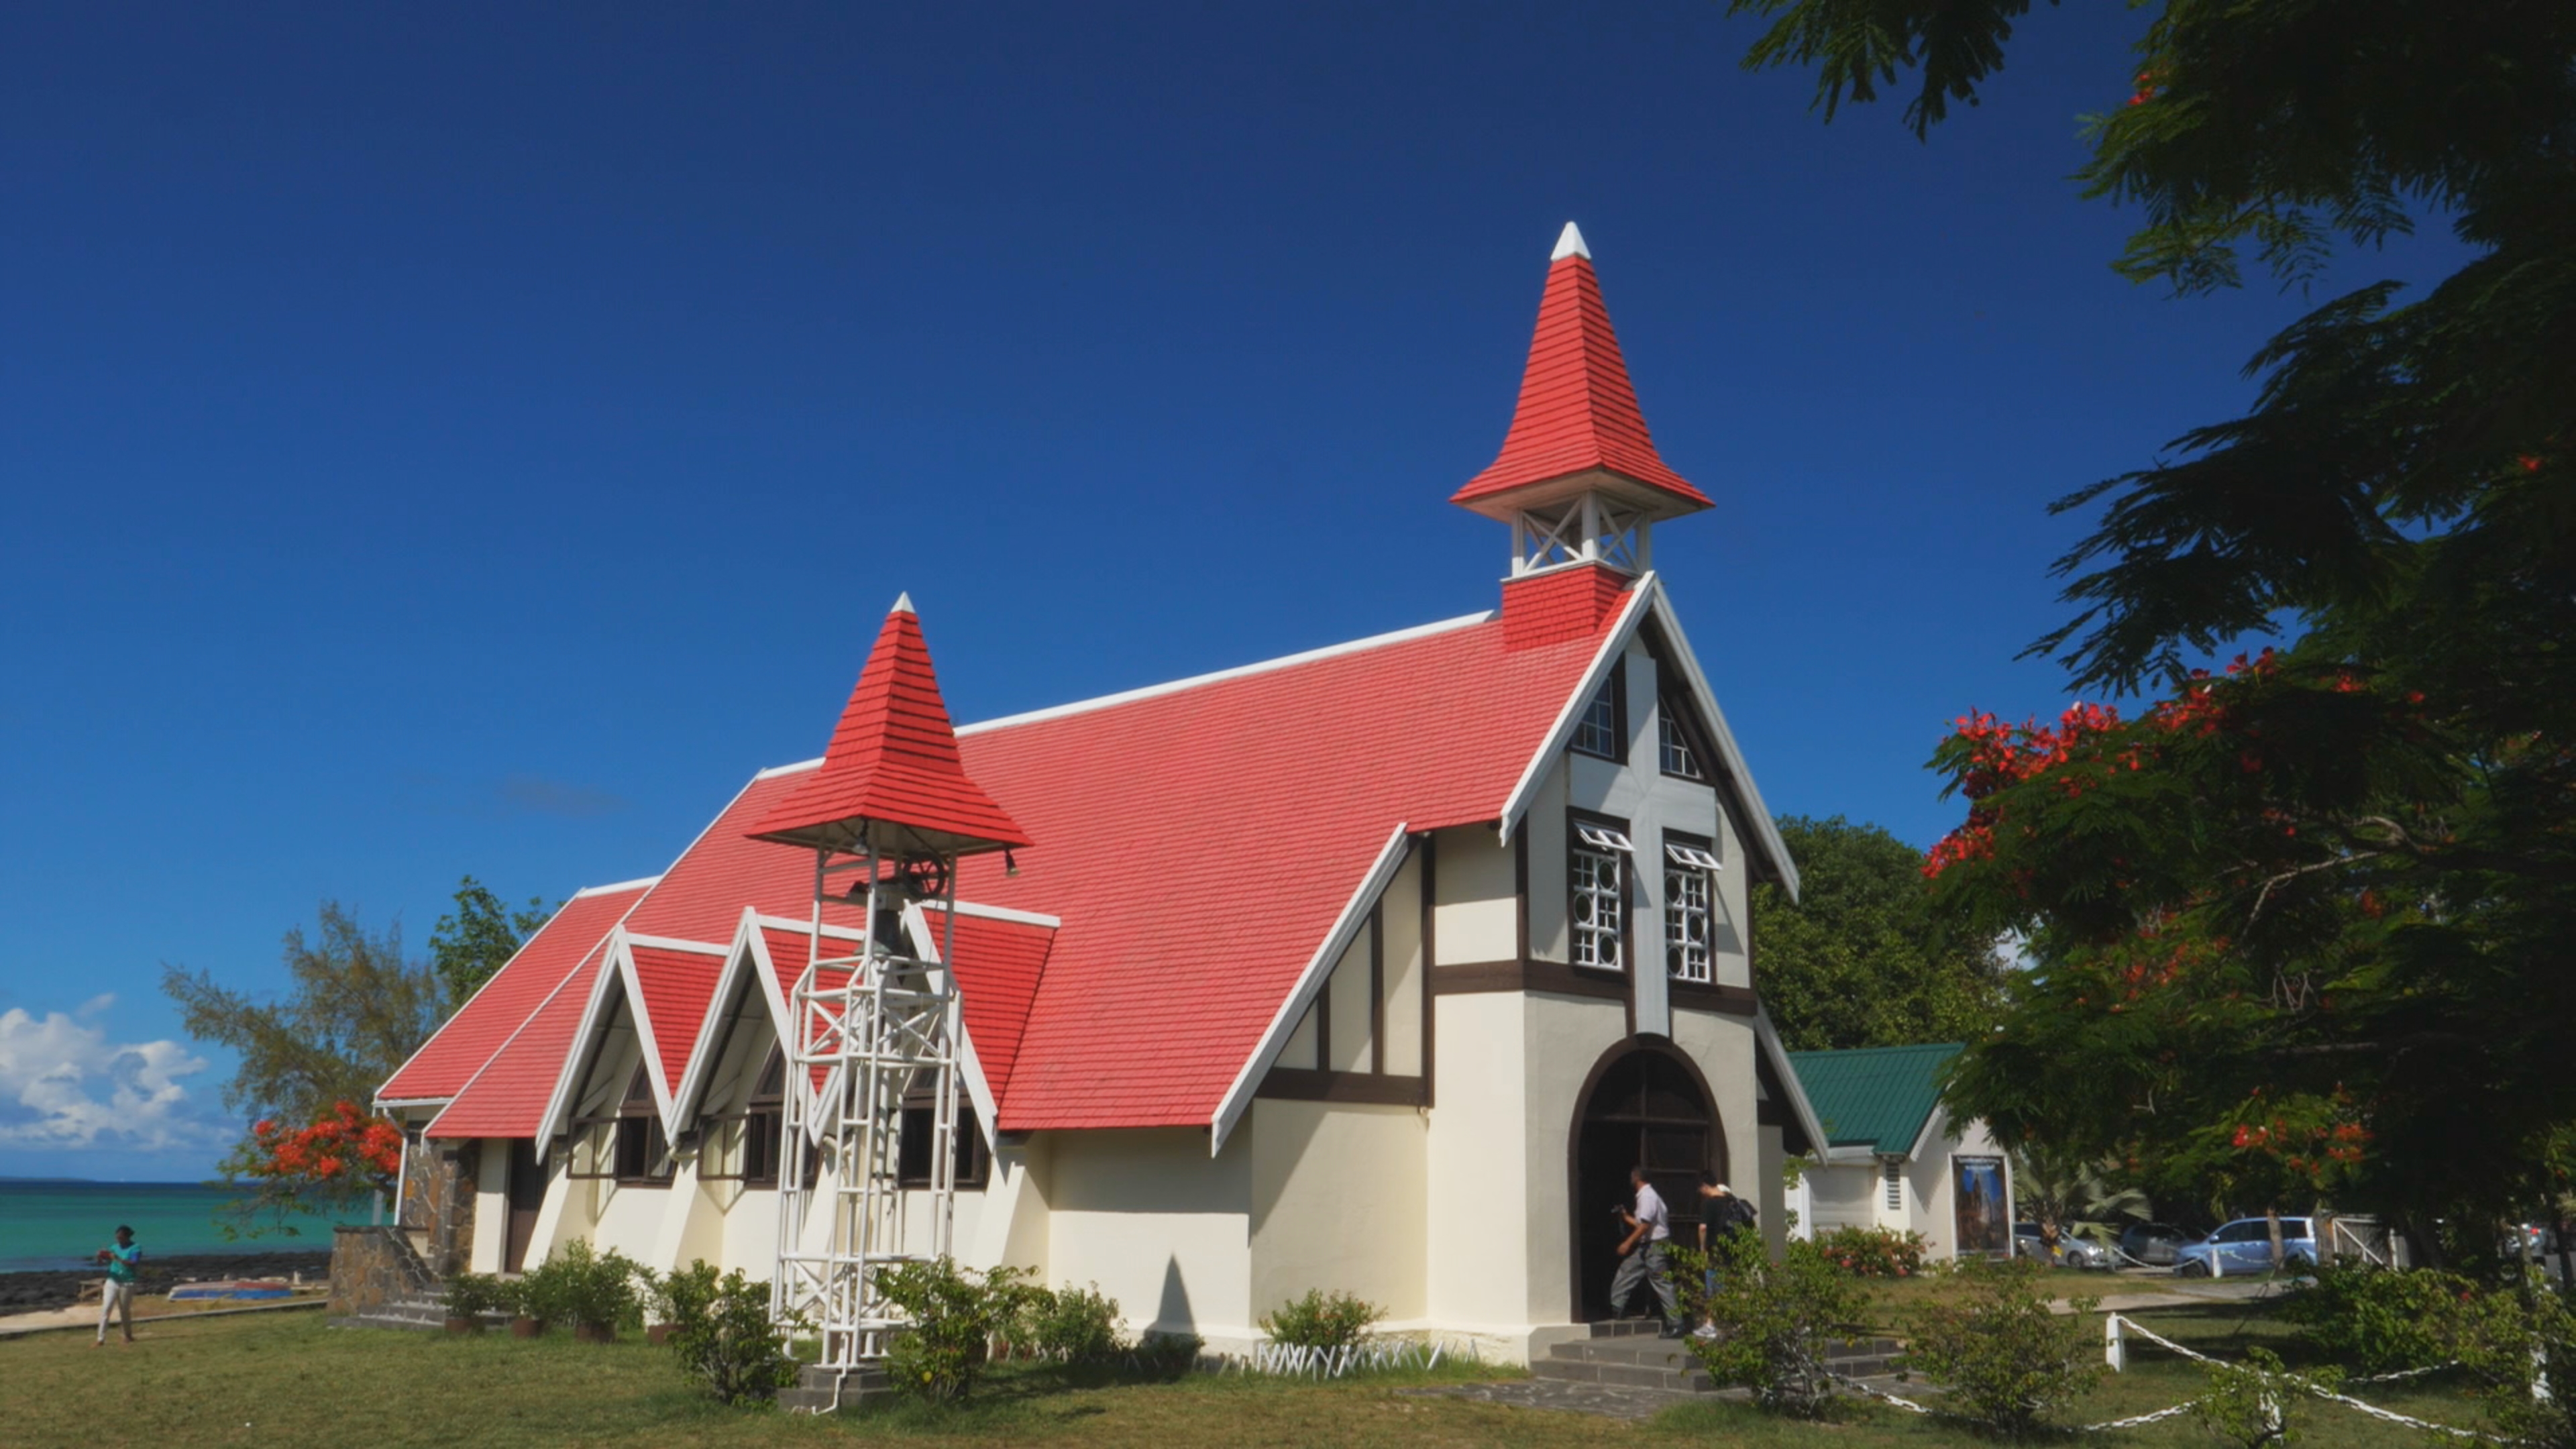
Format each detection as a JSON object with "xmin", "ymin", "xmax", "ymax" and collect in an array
[
  {"xmin": 1430, "ymin": 957, "xmax": 1631, "ymax": 1002},
  {"xmin": 1669, "ymin": 980, "xmax": 1760, "ymax": 1016},
  {"xmin": 1513, "ymin": 827, "xmax": 1529, "ymax": 963},
  {"xmin": 1419, "ymin": 833, "xmax": 1436, "ymax": 1109},
  {"xmin": 1368, "ymin": 906, "xmax": 1385, "ymax": 1077},
  {"xmin": 1318, "ymin": 909, "xmax": 1338, "ymax": 1073},
  {"xmin": 1568, "ymin": 655, "xmax": 1629, "ymax": 763},
  {"xmin": 1256, "ymin": 1067, "xmax": 1427, "ymax": 1106}
]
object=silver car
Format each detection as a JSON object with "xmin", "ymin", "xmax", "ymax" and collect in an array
[{"xmin": 2013, "ymin": 1222, "xmax": 2116, "ymax": 1269}]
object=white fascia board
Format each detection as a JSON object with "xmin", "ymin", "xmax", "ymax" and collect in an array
[
  {"xmin": 1756, "ymin": 1009, "xmax": 1833, "ymax": 1159},
  {"xmin": 373, "ymin": 879, "xmax": 653, "ymax": 1108},
  {"xmin": 1823, "ymin": 1146, "xmax": 1880, "ymax": 1165},
  {"xmin": 1907, "ymin": 1103, "xmax": 1956, "ymax": 1164},
  {"xmin": 572, "ymin": 875, "xmax": 664, "ymax": 900},
  {"xmin": 755, "ymin": 757, "xmax": 822, "ymax": 781},
  {"xmin": 902, "ymin": 903, "xmax": 1001, "ymax": 1148},
  {"xmin": 1495, "ymin": 578, "xmax": 1660, "ymax": 845},
  {"xmin": 423, "ymin": 943, "xmax": 602, "ymax": 1144},
  {"xmin": 918, "ymin": 898, "xmax": 1064, "ymax": 930},
  {"xmin": 955, "ymin": 612, "xmax": 1493, "ymax": 739},
  {"xmin": 752, "ymin": 912, "xmax": 869, "ymax": 944},
  {"xmin": 1642, "ymin": 584, "xmax": 1803, "ymax": 901},
  {"xmin": 1208, "ymin": 823, "xmax": 1413, "ymax": 1156},
  {"xmin": 536, "ymin": 932, "xmax": 639, "ymax": 1152},
  {"xmin": 623, "ymin": 932, "xmax": 728, "ymax": 956},
  {"xmin": 610, "ymin": 930, "xmax": 681, "ymax": 1124},
  {"xmin": 667, "ymin": 914, "xmax": 767, "ymax": 1133},
  {"xmin": 374, "ymin": 1097, "xmax": 453, "ymax": 1111}
]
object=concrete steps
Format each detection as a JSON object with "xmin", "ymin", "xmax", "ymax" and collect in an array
[
  {"xmin": 329, "ymin": 1292, "xmax": 450, "ymax": 1333},
  {"xmin": 1529, "ymin": 1319, "xmax": 1904, "ymax": 1394}
]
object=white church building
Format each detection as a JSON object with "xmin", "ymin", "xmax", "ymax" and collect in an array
[{"xmin": 376, "ymin": 223, "xmax": 1829, "ymax": 1365}]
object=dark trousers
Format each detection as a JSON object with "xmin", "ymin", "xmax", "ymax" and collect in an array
[{"xmin": 1610, "ymin": 1240, "xmax": 1679, "ymax": 1328}]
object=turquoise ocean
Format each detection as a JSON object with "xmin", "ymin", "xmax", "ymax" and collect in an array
[{"xmin": 0, "ymin": 1180, "xmax": 346, "ymax": 1272}]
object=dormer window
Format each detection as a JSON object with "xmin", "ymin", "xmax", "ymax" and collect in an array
[
  {"xmin": 1658, "ymin": 698, "xmax": 1705, "ymax": 780},
  {"xmin": 1572, "ymin": 662, "xmax": 1627, "ymax": 761},
  {"xmin": 572, "ymin": 1062, "xmax": 672, "ymax": 1184},
  {"xmin": 701, "ymin": 1046, "xmax": 786, "ymax": 1187}
]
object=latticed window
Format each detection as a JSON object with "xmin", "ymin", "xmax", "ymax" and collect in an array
[
  {"xmin": 1659, "ymin": 702, "xmax": 1704, "ymax": 779},
  {"xmin": 1664, "ymin": 841, "xmax": 1717, "ymax": 983},
  {"xmin": 1572, "ymin": 678, "xmax": 1620, "ymax": 759},
  {"xmin": 1570, "ymin": 822, "xmax": 1629, "ymax": 971},
  {"xmin": 1884, "ymin": 1160, "xmax": 1904, "ymax": 1211}
]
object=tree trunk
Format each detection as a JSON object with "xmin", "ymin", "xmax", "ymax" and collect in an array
[{"xmin": 2265, "ymin": 1206, "xmax": 2285, "ymax": 1272}]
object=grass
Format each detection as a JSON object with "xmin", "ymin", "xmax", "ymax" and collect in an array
[{"xmin": 0, "ymin": 1297, "xmax": 2502, "ymax": 1448}]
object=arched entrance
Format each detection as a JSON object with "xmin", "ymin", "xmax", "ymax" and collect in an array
[{"xmin": 1568, "ymin": 1038, "xmax": 1727, "ymax": 1322}]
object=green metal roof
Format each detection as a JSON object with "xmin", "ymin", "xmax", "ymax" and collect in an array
[{"xmin": 1783, "ymin": 1043, "xmax": 1964, "ymax": 1156}]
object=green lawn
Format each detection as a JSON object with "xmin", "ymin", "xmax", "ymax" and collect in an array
[{"xmin": 0, "ymin": 1301, "xmax": 2497, "ymax": 1448}]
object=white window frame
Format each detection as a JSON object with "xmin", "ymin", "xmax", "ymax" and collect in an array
[
  {"xmin": 1658, "ymin": 709, "xmax": 1705, "ymax": 779},
  {"xmin": 1572, "ymin": 678, "xmax": 1620, "ymax": 759},
  {"xmin": 1664, "ymin": 842, "xmax": 1714, "ymax": 984},
  {"xmin": 1570, "ymin": 829, "xmax": 1625, "ymax": 973},
  {"xmin": 1576, "ymin": 822, "xmax": 1635, "ymax": 853}
]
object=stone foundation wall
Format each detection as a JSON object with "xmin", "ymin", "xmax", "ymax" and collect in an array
[
  {"xmin": 400, "ymin": 1138, "xmax": 478, "ymax": 1277},
  {"xmin": 329, "ymin": 1225, "xmax": 438, "ymax": 1316}
]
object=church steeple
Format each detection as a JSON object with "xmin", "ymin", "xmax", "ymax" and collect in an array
[{"xmin": 1453, "ymin": 223, "xmax": 1711, "ymax": 582}]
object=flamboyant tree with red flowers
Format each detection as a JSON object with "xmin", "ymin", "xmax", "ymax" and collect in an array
[
  {"xmin": 1722, "ymin": 0, "xmax": 2576, "ymax": 1260},
  {"xmin": 234, "ymin": 1102, "xmax": 407, "ymax": 1221}
]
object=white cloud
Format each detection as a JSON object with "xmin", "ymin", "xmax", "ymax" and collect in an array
[{"xmin": 0, "ymin": 996, "xmax": 228, "ymax": 1152}]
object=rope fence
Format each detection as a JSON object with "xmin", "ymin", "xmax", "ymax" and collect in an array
[{"xmin": 1816, "ymin": 1311, "xmax": 2513, "ymax": 1440}]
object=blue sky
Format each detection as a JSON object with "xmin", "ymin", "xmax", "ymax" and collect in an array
[{"xmin": 0, "ymin": 3, "xmax": 2471, "ymax": 1180}]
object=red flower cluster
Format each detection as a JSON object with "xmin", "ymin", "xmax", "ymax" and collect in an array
[
  {"xmin": 1924, "ymin": 702, "xmax": 2124, "ymax": 878},
  {"xmin": 2127, "ymin": 68, "xmax": 2163, "ymax": 106},
  {"xmin": 248, "ymin": 1100, "xmax": 403, "ymax": 1187}
]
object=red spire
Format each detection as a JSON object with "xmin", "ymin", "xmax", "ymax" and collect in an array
[
  {"xmin": 1451, "ymin": 223, "xmax": 1711, "ymax": 518},
  {"xmin": 748, "ymin": 596, "xmax": 1032, "ymax": 857}
]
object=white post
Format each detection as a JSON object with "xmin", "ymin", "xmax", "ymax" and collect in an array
[
  {"xmin": 2210, "ymin": 1247, "xmax": 2223, "ymax": 1279},
  {"xmin": 2104, "ymin": 1313, "xmax": 2125, "ymax": 1373}
]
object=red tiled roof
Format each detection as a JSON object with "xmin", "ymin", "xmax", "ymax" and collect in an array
[
  {"xmin": 1502, "ymin": 564, "xmax": 1634, "ymax": 650},
  {"xmin": 749, "ymin": 602, "xmax": 1032, "ymax": 856},
  {"xmin": 1451, "ymin": 242, "xmax": 1711, "ymax": 513},
  {"xmin": 378, "ymin": 883, "xmax": 647, "ymax": 1104},
  {"xmin": 922, "ymin": 908, "xmax": 1056, "ymax": 1106},
  {"xmin": 950, "ymin": 605, "xmax": 1625, "ymax": 1130},
  {"xmin": 409, "ymin": 602, "xmax": 1627, "ymax": 1139},
  {"xmin": 427, "ymin": 946, "xmax": 608, "ymax": 1139},
  {"xmin": 629, "ymin": 942, "xmax": 727, "ymax": 1100}
]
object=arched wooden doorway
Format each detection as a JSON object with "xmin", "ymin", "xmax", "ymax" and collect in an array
[{"xmin": 1568, "ymin": 1038, "xmax": 1727, "ymax": 1322}]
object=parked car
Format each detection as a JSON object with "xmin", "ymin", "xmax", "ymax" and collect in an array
[
  {"xmin": 2014, "ymin": 1223, "xmax": 2116, "ymax": 1270},
  {"xmin": 2118, "ymin": 1222, "xmax": 2195, "ymax": 1267},
  {"xmin": 2174, "ymin": 1217, "xmax": 2318, "ymax": 1277}
]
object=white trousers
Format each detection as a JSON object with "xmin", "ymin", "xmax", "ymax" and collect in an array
[{"xmin": 97, "ymin": 1279, "xmax": 135, "ymax": 1342}]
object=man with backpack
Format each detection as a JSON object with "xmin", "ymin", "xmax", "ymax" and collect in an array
[{"xmin": 1693, "ymin": 1175, "xmax": 1758, "ymax": 1338}]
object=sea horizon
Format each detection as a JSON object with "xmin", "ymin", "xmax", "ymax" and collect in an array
[{"xmin": 0, "ymin": 1177, "xmax": 353, "ymax": 1272}]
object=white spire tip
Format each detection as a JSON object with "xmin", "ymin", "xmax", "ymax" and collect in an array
[
  {"xmin": 1551, "ymin": 221, "xmax": 1590, "ymax": 262},
  {"xmin": 892, "ymin": 592, "xmax": 915, "ymax": 614}
]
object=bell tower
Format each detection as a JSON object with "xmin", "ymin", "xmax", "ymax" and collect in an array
[{"xmin": 1454, "ymin": 223, "xmax": 1711, "ymax": 642}]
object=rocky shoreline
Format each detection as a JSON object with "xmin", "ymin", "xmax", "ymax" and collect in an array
[{"xmin": 0, "ymin": 1251, "xmax": 333, "ymax": 1313}]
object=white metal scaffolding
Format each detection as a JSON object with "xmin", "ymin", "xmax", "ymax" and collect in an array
[{"xmin": 771, "ymin": 841, "xmax": 962, "ymax": 1367}]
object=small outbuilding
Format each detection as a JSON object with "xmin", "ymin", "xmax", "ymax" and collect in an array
[{"xmin": 1784, "ymin": 1043, "xmax": 2012, "ymax": 1261}]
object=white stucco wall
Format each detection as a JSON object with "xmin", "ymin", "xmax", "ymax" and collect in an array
[
  {"xmin": 1247, "ymin": 1099, "xmax": 1426, "ymax": 1324},
  {"xmin": 1424, "ymin": 989, "xmax": 1530, "ymax": 1343},
  {"xmin": 1432, "ymin": 824, "xmax": 1516, "ymax": 964},
  {"xmin": 470, "ymin": 1139, "xmax": 508, "ymax": 1273},
  {"xmin": 1042, "ymin": 1126, "xmax": 1255, "ymax": 1349}
]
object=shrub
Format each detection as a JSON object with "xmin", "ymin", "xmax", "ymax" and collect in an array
[
  {"xmin": 517, "ymin": 1239, "xmax": 640, "ymax": 1335},
  {"xmin": 2442, "ymin": 1283, "xmax": 2576, "ymax": 1448},
  {"xmin": 1899, "ymin": 1257, "xmax": 2104, "ymax": 1438},
  {"xmin": 2276, "ymin": 1260, "xmax": 2479, "ymax": 1375},
  {"xmin": 1257, "ymin": 1288, "xmax": 1383, "ymax": 1353},
  {"xmin": 440, "ymin": 1272, "xmax": 503, "ymax": 1319},
  {"xmin": 1680, "ymin": 1232, "xmax": 1872, "ymax": 1417},
  {"xmin": 663, "ymin": 1262, "xmax": 801, "ymax": 1406},
  {"xmin": 877, "ymin": 1257, "xmax": 1034, "ymax": 1403},
  {"xmin": 1812, "ymin": 1224, "xmax": 1929, "ymax": 1278},
  {"xmin": 2194, "ymin": 1345, "xmax": 2341, "ymax": 1448},
  {"xmin": 1020, "ymin": 1282, "xmax": 1128, "ymax": 1362},
  {"xmin": 1134, "ymin": 1330, "xmax": 1203, "ymax": 1375}
]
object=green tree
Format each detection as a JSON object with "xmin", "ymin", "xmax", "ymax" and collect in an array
[
  {"xmin": 1753, "ymin": 815, "xmax": 2006, "ymax": 1051},
  {"xmin": 428, "ymin": 875, "xmax": 549, "ymax": 1008},
  {"xmin": 1732, "ymin": 0, "xmax": 2576, "ymax": 1249},
  {"xmin": 162, "ymin": 902, "xmax": 446, "ymax": 1233}
]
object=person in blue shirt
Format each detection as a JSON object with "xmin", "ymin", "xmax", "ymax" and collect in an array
[{"xmin": 94, "ymin": 1225, "xmax": 140, "ymax": 1346}]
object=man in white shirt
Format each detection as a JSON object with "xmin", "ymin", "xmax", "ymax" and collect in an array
[{"xmin": 1609, "ymin": 1165, "xmax": 1682, "ymax": 1336}]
